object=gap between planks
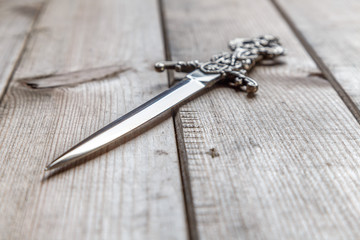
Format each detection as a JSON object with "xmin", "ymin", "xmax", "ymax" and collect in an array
[
  {"xmin": 161, "ymin": 0, "xmax": 360, "ymax": 239},
  {"xmin": 270, "ymin": 0, "xmax": 360, "ymax": 124},
  {"xmin": 0, "ymin": 0, "xmax": 47, "ymax": 104},
  {"xmin": 158, "ymin": 0, "xmax": 200, "ymax": 239},
  {"xmin": 0, "ymin": 0, "xmax": 188, "ymax": 239}
]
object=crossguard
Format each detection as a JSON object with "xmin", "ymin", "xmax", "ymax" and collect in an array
[
  {"xmin": 155, "ymin": 60, "xmax": 200, "ymax": 73},
  {"xmin": 155, "ymin": 35, "xmax": 285, "ymax": 93}
]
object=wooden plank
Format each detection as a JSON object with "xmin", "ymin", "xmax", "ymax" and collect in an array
[
  {"xmin": 273, "ymin": 0, "xmax": 360, "ymax": 121},
  {"xmin": 162, "ymin": 0, "xmax": 360, "ymax": 239},
  {"xmin": 0, "ymin": 0, "xmax": 187, "ymax": 239},
  {"xmin": 0, "ymin": 0, "xmax": 43, "ymax": 99}
]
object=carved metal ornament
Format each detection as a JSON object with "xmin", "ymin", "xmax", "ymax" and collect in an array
[{"xmin": 155, "ymin": 35, "xmax": 285, "ymax": 93}]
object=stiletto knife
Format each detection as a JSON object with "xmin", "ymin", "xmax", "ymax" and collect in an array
[{"xmin": 45, "ymin": 35, "xmax": 285, "ymax": 171}]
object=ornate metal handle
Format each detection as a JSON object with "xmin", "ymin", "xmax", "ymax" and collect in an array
[{"xmin": 155, "ymin": 35, "xmax": 285, "ymax": 93}]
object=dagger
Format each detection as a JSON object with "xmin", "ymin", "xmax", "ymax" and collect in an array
[{"xmin": 45, "ymin": 35, "xmax": 285, "ymax": 171}]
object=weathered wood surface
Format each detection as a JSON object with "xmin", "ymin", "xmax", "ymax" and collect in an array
[
  {"xmin": 163, "ymin": 0, "xmax": 360, "ymax": 239},
  {"xmin": 0, "ymin": 0, "xmax": 187, "ymax": 239},
  {"xmin": 1, "ymin": 0, "xmax": 360, "ymax": 239},
  {"xmin": 273, "ymin": 0, "xmax": 360, "ymax": 121},
  {"xmin": 0, "ymin": 0, "xmax": 43, "ymax": 99}
]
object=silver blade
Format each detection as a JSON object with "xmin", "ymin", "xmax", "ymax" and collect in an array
[{"xmin": 45, "ymin": 70, "xmax": 220, "ymax": 170}]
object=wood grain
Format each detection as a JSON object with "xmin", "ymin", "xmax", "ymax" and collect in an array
[
  {"xmin": 273, "ymin": 0, "xmax": 360, "ymax": 121},
  {"xmin": 162, "ymin": 0, "xmax": 360, "ymax": 239},
  {"xmin": 0, "ymin": 0, "xmax": 43, "ymax": 100},
  {"xmin": 0, "ymin": 0, "xmax": 187, "ymax": 239}
]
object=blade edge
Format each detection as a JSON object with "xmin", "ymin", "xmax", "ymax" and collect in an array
[{"xmin": 46, "ymin": 71, "xmax": 220, "ymax": 170}]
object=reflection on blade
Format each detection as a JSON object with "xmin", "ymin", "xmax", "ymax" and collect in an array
[{"xmin": 45, "ymin": 70, "xmax": 220, "ymax": 170}]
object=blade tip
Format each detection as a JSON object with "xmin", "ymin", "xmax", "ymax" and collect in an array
[{"xmin": 44, "ymin": 162, "xmax": 57, "ymax": 171}]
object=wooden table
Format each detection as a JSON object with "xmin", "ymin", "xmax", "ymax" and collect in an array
[{"xmin": 1, "ymin": 0, "xmax": 360, "ymax": 239}]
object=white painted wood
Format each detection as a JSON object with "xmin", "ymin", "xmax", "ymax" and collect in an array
[
  {"xmin": 274, "ymin": 0, "xmax": 360, "ymax": 120},
  {"xmin": 163, "ymin": 0, "xmax": 360, "ymax": 239},
  {"xmin": 0, "ymin": 0, "xmax": 187, "ymax": 239},
  {"xmin": 0, "ymin": 0, "xmax": 43, "ymax": 98}
]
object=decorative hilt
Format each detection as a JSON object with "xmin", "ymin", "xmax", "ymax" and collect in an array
[{"xmin": 155, "ymin": 35, "xmax": 285, "ymax": 93}]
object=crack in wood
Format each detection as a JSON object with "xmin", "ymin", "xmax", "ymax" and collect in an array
[{"xmin": 18, "ymin": 64, "xmax": 133, "ymax": 89}]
